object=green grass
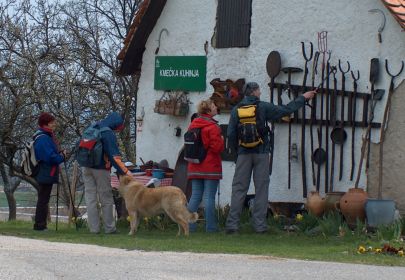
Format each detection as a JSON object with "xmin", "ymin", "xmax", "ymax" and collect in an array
[
  {"xmin": 0, "ymin": 190, "xmax": 85, "ymax": 208},
  {"xmin": 1, "ymin": 220, "xmax": 405, "ymax": 266}
]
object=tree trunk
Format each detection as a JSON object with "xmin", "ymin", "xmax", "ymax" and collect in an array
[
  {"xmin": 4, "ymin": 191, "xmax": 17, "ymax": 220},
  {"xmin": 0, "ymin": 163, "xmax": 21, "ymax": 220}
]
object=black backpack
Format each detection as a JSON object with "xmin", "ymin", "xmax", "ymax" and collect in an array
[{"xmin": 183, "ymin": 128, "xmax": 207, "ymax": 164}]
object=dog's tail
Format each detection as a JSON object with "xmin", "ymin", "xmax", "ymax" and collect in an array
[{"xmin": 188, "ymin": 212, "xmax": 198, "ymax": 223}]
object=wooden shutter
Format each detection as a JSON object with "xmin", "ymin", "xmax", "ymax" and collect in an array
[{"xmin": 216, "ymin": 0, "xmax": 252, "ymax": 48}]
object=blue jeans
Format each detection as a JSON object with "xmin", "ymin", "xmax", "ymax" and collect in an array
[{"xmin": 187, "ymin": 179, "xmax": 219, "ymax": 232}]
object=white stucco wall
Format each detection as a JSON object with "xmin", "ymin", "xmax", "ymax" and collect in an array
[{"xmin": 135, "ymin": 0, "xmax": 405, "ymax": 206}]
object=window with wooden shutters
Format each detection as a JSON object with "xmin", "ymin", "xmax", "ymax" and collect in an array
[{"xmin": 214, "ymin": 0, "xmax": 252, "ymax": 48}]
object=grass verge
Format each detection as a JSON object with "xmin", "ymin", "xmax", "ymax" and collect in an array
[{"xmin": 1, "ymin": 220, "xmax": 404, "ymax": 267}]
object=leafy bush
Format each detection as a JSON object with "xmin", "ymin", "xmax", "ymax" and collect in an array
[
  {"xmin": 318, "ymin": 211, "xmax": 344, "ymax": 237},
  {"xmin": 295, "ymin": 212, "xmax": 319, "ymax": 235},
  {"xmin": 376, "ymin": 221, "xmax": 402, "ymax": 242}
]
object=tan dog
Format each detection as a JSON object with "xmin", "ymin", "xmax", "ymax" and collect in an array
[{"xmin": 119, "ymin": 175, "xmax": 198, "ymax": 236}]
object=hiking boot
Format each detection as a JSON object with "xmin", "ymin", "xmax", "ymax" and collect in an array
[{"xmin": 225, "ymin": 229, "xmax": 239, "ymax": 235}]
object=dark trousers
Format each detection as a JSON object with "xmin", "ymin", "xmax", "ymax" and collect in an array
[{"xmin": 34, "ymin": 184, "xmax": 53, "ymax": 230}]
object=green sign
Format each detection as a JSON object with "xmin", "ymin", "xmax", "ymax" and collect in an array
[{"xmin": 154, "ymin": 56, "xmax": 207, "ymax": 91}]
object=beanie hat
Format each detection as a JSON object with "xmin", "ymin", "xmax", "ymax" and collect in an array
[
  {"xmin": 38, "ymin": 112, "xmax": 56, "ymax": 127},
  {"xmin": 243, "ymin": 82, "xmax": 259, "ymax": 96}
]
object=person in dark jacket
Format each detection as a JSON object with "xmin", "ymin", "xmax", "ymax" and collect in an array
[
  {"xmin": 225, "ymin": 82, "xmax": 316, "ymax": 234},
  {"xmin": 33, "ymin": 112, "xmax": 65, "ymax": 231},
  {"xmin": 81, "ymin": 112, "xmax": 130, "ymax": 234},
  {"xmin": 187, "ymin": 100, "xmax": 224, "ymax": 232}
]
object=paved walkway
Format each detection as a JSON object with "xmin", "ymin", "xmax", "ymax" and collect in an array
[{"xmin": 0, "ymin": 235, "xmax": 404, "ymax": 280}]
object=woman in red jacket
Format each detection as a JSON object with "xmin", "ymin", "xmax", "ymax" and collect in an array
[{"xmin": 187, "ymin": 99, "xmax": 224, "ymax": 232}]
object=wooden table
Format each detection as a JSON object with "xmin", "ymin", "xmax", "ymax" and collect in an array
[{"xmin": 111, "ymin": 175, "xmax": 173, "ymax": 189}]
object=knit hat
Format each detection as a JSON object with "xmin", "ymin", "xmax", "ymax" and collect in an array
[
  {"xmin": 38, "ymin": 112, "xmax": 56, "ymax": 127},
  {"xmin": 243, "ymin": 82, "xmax": 260, "ymax": 96}
]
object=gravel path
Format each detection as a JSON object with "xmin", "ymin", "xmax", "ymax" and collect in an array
[{"xmin": 0, "ymin": 235, "xmax": 404, "ymax": 280}]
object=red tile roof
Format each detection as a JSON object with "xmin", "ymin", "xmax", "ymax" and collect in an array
[
  {"xmin": 381, "ymin": 0, "xmax": 405, "ymax": 30},
  {"xmin": 117, "ymin": 0, "xmax": 150, "ymax": 62},
  {"xmin": 117, "ymin": 0, "xmax": 167, "ymax": 75}
]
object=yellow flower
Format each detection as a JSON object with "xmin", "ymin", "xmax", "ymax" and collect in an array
[
  {"xmin": 375, "ymin": 248, "xmax": 382, "ymax": 253},
  {"xmin": 274, "ymin": 214, "xmax": 279, "ymax": 220},
  {"xmin": 295, "ymin": 214, "xmax": 303, "ymax": 222},
  {"xmin": 144, "ymin": 217, "xmax": 149, "ymax": 223},
  {"xmin": 126, "ymin": 216, "xmax": 132, "ymax": 222},
  {"xmin": 71, "ymin": 217, "xmax": 76, "ymax": 222},
  {"xmin": 357, "ymin": 246, "xmax": 366, "ymax": 254},
  {"xmin": 398, "ymin": 250, "xmax": 404, "ymax": 257},
  {"xmin": 367, "ymin": 246, "xmax": 373, "ymax": 252}
]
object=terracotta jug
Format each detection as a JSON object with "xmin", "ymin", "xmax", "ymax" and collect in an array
[
  {"xmin": 305, "ymin": 191, "xmax": 325, "ymax": 217},
  {"xmin": 324, "ymin": 192, "xmax": 345, "ymax": 213},
  {"xmin": 339, "ymin": 188, "xmax": 368, "ymax": 226}
]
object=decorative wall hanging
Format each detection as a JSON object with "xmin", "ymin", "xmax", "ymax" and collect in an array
[
  {"xmin": 154, "ymin": 91, "xmax": 190, "ymax": 116},
  {"xmin": 209, "ymin": 78, "xmax": 245, "ymax": 112}
]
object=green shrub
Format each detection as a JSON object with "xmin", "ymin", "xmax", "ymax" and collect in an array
[
  {"xmin": 376, "ymin": 221, "xmax": 402, "ymax": 242},
  {"xmin": 318, "ymin": 211, "xmax": 343, "ymax": 237},
  {"xmin": 295, "ymin": 212, "xmax": 319, "ymax": 235}
]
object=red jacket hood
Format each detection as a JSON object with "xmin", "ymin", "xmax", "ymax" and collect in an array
[{"xmin": 189, "ymin": 114, "xmax": 218, "ymax": 129}]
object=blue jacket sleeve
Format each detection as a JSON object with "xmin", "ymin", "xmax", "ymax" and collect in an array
[
  {"xmin": 34, "ymin": 135, "xmax": 64, "ymax": 165},
  {"xmin": 101, "ymin": 130, "xmax": 128, "ymax": 175}
]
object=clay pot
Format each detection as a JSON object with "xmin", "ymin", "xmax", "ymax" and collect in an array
[
  {"xmin": 305, "ymin": 191, "xmax": 325, "ymax": 217},
  {"xmin": 324, "ymin": 191, "xmax": 345, "ymax": 213},
  {"xmin": 339, "ymin": 188, "xmax": 368, "ymax": 226}
]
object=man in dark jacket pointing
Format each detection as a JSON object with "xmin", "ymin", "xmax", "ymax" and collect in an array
[{"xmin": 225, "ymin": 82, "xmax": 316, "ymax": 234}]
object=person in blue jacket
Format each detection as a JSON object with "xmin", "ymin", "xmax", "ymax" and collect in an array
[
  {"xmin": 33, "ymin": 112, "xmax": 66, "ymax": 231},
  {"xmin": 81, "ymin": 112, "xmax": 131, "ymax": 234}
]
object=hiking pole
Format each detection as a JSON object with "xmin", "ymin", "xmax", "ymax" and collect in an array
[
  {"xmin": 217, "ymin": 182, "xmax": 220, "ymax": 221},
  {"xmin": 64, "ymin": 161, "xmax": 79, "ymax": 231},
  {"xmin": 56, "ymin": 183, "xmax": 59, "ymax": 231}
]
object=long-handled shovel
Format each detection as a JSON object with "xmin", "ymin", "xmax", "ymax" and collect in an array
[
  {"xmin": 350, "ymin": 70, "xmax": 360, "ymax": 181},
  {"xmin": 378, "ymin": 60, "xmax": 404, "ymax": 199},
  {"xmin": 282, "ymin": 67, "xmax": 303, "ymax": 189},
  {"xmin": 300, "ymin": 41, "xmax": 313, "ymax": 197},
  {"xmin": 266, "ymin": 51, "xmax": 281, "ymax": 176}
]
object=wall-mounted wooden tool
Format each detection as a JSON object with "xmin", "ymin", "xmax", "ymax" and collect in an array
[
  {"xmin": 300, "ymin": 42, "xmax": 313, "ymax": 198},
  {"xmin": 282, "ymin": 66, "xmax": 303, "ymax": 189},
  {"xmin": 349, "ymin": 70, "xmax": 360, "ymax": 181}
]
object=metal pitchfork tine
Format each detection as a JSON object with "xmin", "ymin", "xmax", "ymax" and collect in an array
[{"xmin": 385, "ymin": 59, "xmax": 404, "ymax": 91}]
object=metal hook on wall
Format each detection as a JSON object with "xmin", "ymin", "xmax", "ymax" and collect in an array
[
  {"xmin": 155, "ymin": 28, "xmax": 169, "ymax": 55},
  {"xmin": 368, "ymin": 9, "xmax": 386, "ymax": 43}
]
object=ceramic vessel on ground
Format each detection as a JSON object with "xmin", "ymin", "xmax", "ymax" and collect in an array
[
  {"xmin": 324, "ymin": 192, "xmax": 345, "ymax": 213},
  {"xmin": 339, "ymin": 188, "xmax": 368, "ymax": 226},
  {"xmin": 305, "ymin": 191, "xmax": 325, "ymax": 217},
  {"xmin": 365, "ymin": 199, "xmax": 396, "ymax": 228}
]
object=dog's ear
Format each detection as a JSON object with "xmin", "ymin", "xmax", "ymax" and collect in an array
[{"xmin": 119, "ymin": 175, "xmax": 133, "ymax": 186}]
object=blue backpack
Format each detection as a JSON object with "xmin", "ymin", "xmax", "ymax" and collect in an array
[{"xmin": 76, "ymin": 124, "xmax": 111, "ymax": 168}]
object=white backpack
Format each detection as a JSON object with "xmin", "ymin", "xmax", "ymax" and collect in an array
[{"xmin": 21, "ymin": 133, "xmax": 45, "ymax": 177}]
